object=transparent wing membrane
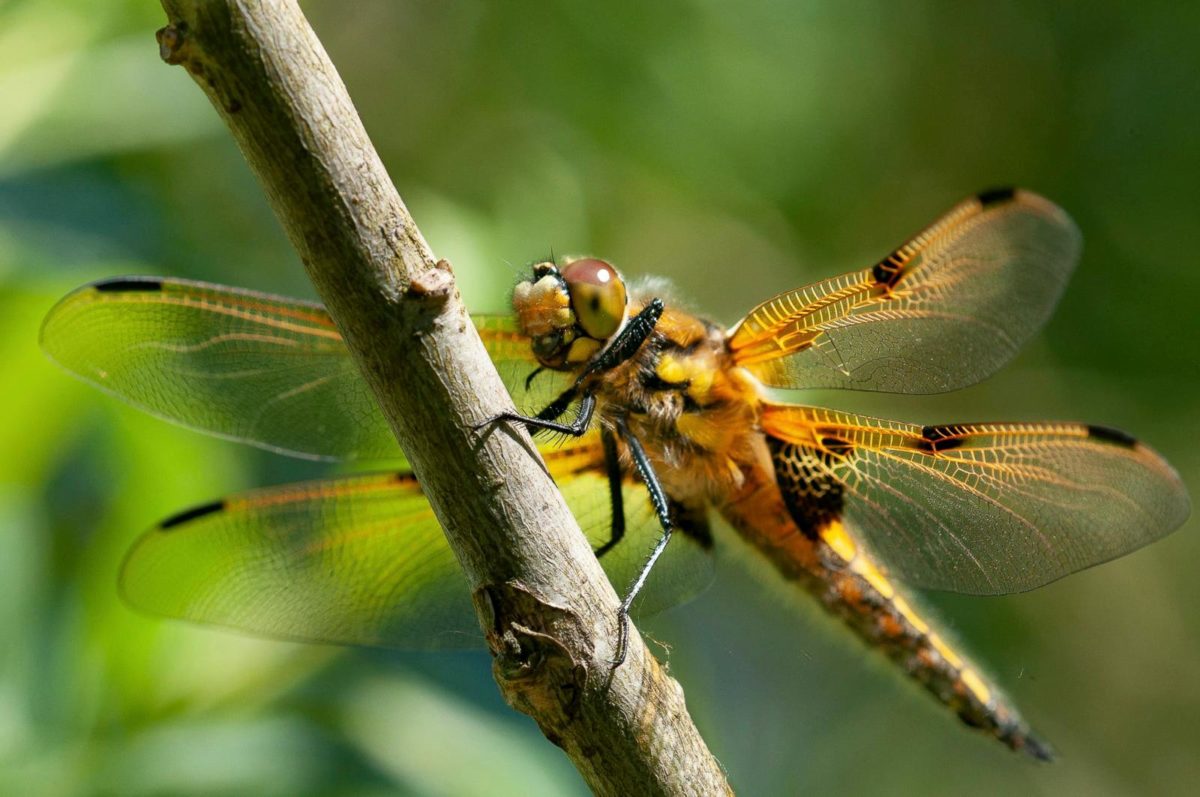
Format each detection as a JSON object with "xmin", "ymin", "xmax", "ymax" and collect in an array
[
  {"xmin": 472, "ymin": 314, "xmax": 578, "ymax": 418},
  {"xmin": 119, "ymin": 435, "xmax": 711, "ymax": 648},
  {"xmin": 762, "ymin": 403, "xmax": 1190, "ymax": 594},
  {"xmin": 40, "ymin": 278, "xmax": 569, "ymax": 460},
  {"xmin": 730, "ymin": 189, "xmax": 1081, "ymax": 394},
  {"xmin": 120, "ymin": 471, "xmax": 480, "ymax": 648}
]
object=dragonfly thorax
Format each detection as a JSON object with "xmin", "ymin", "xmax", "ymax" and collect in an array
[{"xmin": 512, "ymin": 258, "xmax": 628, "ymax": 370}]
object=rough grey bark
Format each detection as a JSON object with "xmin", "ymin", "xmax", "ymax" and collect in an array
[{"xmin": 154, "ymin": 1, "xmax": 730, "ymax": 794}]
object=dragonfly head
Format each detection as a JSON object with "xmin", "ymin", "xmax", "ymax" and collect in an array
[{"xmin": 513, "ymin": 257, "xmax": 628, "ymax": 370}]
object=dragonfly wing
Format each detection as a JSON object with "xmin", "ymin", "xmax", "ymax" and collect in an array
[
  {"xmin": 120, "ymin": 470, "xmax": 480, "ymax": 648},
  {"xmin": 120, "ymin": 434, "xmax": 711, "ymax": 648},
  {"xmin": 729, "ymin": 189, "xmax": 1081, "ymax": 394},
  {"xmin": 473, "ymin": 313, "xmax": 578, "ymax": 418},
  {"xmin": 40, "ymin": 278, "xmax": 569, "ymax": 459},
  {"xmin": 762, "ymin": 403, "xmax": 1190, "ymax": 594}
]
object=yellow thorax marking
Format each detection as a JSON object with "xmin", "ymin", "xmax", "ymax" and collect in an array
[{"xmin": 655, "ymin": 355, "xmax": 688, "ymax": 385}]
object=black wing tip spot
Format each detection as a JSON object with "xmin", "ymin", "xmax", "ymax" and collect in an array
[
  {"xmin": 1086, "ymin": 424, "xmax": 1138, "ymax": 448},
  {"xmin": 977, "ymin": 187, "xmax": 1017, "ymax": 208},
  {"xmin": 94, "ymin": 278, "xmax": 165, "ymax": 293},
  {"xmin": 159, "ymin": 500, "xmax": 225, "ymax": 530}
]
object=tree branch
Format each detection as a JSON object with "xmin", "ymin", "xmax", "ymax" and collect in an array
[{"xmin": 154, "ymin": 1, "xmax": 729, "ymax": 794}]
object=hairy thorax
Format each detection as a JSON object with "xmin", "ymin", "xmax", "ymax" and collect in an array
[{"xmin": 591, "ymin": 300, "xmax": 770, "ymax": 505}]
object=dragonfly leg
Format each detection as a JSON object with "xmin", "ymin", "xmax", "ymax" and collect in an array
[
  {"xmin": 612, "ymin": 418, "xmax": 673, "ymax": 666},
  {"xmin": 475, "ymin": 391, "xmax": 596, "ymax": 437},
  {"xmin": 585, "ymin": 299, "xmax": 663, "ymax": 375},
  {"xmin": 523, "ymin": 366, "xmax": 545, "ymax": 392},
  {"xmin": 594, "ymin": 427, "xmax": 626, "ymax": 559},
  {"xmin": 476, "ymin": 299, "xmax": 663, "ymax": 438}
]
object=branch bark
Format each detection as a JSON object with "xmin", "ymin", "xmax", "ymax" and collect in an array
[{"xmin": 155, "ymin": 1, "xmax": 729, "ymax": 794}]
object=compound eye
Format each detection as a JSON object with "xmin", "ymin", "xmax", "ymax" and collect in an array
[{"xmin": 561, "ymin": 258, "xmax": 627, "ymax": 340}]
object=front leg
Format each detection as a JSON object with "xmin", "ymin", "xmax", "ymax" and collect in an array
[
  {"xmin": 474, "ymin": 391, "xmax": 595, "ymax": 438},
  {"xmin": 475, "ymin": 298, "xmax": 665, "ymax": 439}
]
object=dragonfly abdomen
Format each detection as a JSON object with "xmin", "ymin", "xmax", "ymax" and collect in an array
[
  {"xmin": 719, "ymin": 444, "xmax": 1054, "ymax": 760},
  {"xmin": 811, "ymin": 527, "xmax": 1052, "ymax": 760}
]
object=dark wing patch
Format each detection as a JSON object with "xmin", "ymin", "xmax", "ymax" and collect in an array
[
  {"xmin": 761, "ymin": 403, "xmax": 1190, "ymax": 594},
  {"xmin": 767, "ymin": 436, "xmax": 846, "ymax": 540},
  {"xmin": 729, "ymin": 190, "xmax": 1081, "ymax": 394}
]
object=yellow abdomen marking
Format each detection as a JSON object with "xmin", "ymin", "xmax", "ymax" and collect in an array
[
  {"xmin": 820, "ymin": 520, "xmax": 897, "ymax": 599},
  {"xmin": 856, "ymin": 559, "xmax": 896, "ymax": 600},
  {"xmin": 819, "ymin": 520, "xmax": 857, "ymax": 561},
  {"xmin": 959, "ymin": 669, "xmax": 994, "ymax": 706},
  {"xmin": 929, "ymin": 633, "xmax": 965, "ymax": 669},
  {"xmin": 819, "ymin": 519, "xmax": 992, "ymax": 706},
  {"xmin": 890, "ymin": 595, "xmax": 929, "ymax": 634}
]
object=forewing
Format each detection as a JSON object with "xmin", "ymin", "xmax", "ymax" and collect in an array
[
  {"xmin": 40, "ymin": 278, "xmax": 569, "ymax": 459},
  {"xmin": 120, "ymin": 434, "xmax": 711, "ymax": 648},
  {"xmin": 729, "ymin": 189, "xmax": 1081, "ymax": 393},
  {"xmin": 762, "ymin": 403, "xmax": 1190, "ymax": 594}
]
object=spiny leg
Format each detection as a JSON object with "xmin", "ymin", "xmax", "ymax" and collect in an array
[
  {"xmin": 591, "ymin": 299, "xmax": 663, "ymax": 374},
  {"xmin": 594, "ymin": 427, "xmax": 626, "ymax": 559},
  {"xmin": 612, "ymin": 417, "xmax": 673, "ymax": 666},
  {"xmin": 475, "ymin": 299, "xmax": 664, "ymax": 436},
  {"xmin": 523, "ymin": 366, "xmax": 545, "ymax": 392},
  {"xmin": 476, "ymin": 392, "xmax": 596, "ymax": 438}
]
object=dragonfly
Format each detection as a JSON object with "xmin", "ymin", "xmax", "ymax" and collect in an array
[{"xmin": 40, "ymin": 187, "xmax": 1189, "ymax": 760}]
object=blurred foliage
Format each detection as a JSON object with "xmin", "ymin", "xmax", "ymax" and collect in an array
[{"xmin": 2, "ymin": 1, "xmax": 1198, "ymax": 795}]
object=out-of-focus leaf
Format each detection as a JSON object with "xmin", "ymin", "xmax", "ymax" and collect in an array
[
  {"xmin": 342, "ymin": 675, "xmax": 587, "ymax": 797},
  {"xmin": 0, "ymin": 35, "xmax": 217, "ymax": 177}
]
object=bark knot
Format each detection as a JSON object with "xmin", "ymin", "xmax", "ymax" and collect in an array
[
  {"xmin": 476, "ymin": 582, "xmax": 591, "ymax": 737},
  {"xmin": 156, "ymin": 23, "xmax": 190, "ymax": 66}
]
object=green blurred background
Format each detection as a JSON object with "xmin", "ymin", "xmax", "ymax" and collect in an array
[{"xmin": 2, "ymin": 1, "xmax": 1197, "ymax": 794}]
